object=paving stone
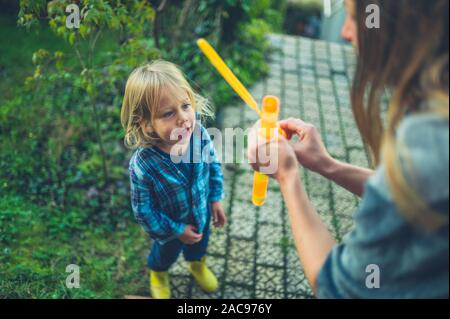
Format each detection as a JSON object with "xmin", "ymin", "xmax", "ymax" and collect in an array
[
  {"xmin": 233, "ymin": 189, "xmax": 255, "ymax": 206},
  {"xmin": 225, "ymin": 259, "xmax": 255, "ymax": 286},
  {"xmin": 229, "ymin": 239, "xmax": 255, "ymax": 262},
  {"xmin": 171, "ymin": 275, "xmax": 191, "ymax": 299},
  {"xmin": 208, "ymin": 228, "xmax": 228, "ymax": 256},
  {"xmin": 256, "ymin": 243, "xmax": 285, "ymax": 267},
  {"xmin": 286, "ymin": 292, "xmax": 314, "ymax": 299},
  {"xmin": 286, "ymin": 266, "xmax": 313, "ymax": 296},
  {"xmin": 255, "ymin": 265, "xmax": 284, "ymax": 292},
  {"xmin": 282, "ymin": 45, "xmax": 297, "ymax": 58},
  {"xmin": 349, "ymin": 148, "xmax": 369, "ymax": 168},
  {"xmin": 171, "ymin": 258, "xmax": 187, "ymax": 276},
  {"xmin": 258, "ymin": 199, "xmax": 283, "ymax": 226},
  {"xmin": 234, "ymin": 170, "xmax": 255, "ymax": 187},
  {"xmin": 283, "ymin": 107, "xmax": 301, "ymax": 119},
  {"xmin": 190, "ymin": 285, "xmax": 221, "ymax": 299},
  {"xmin": 306, "ymin": 172, "xmax": 331, "ymax": 198},
  {"xmin": 285, "ymin": 89, "xmax": 300, "ymax": 101},
  {"xmin": 255, "ymin": 289, "xmax": 285, "ymax": 299},
  {"xmin": 231, "ymin": 199, "xmax": 258, "ymax": 221},
  {"xmin": 266, "ymin": 33, "xmax": 283, "ymax": 48},
  {"xmin": 223, "ymin": 284, "xmax": 254, "ymax": 299},
  {"xmin": 257, "ymin": 223, "xmax": 284, "ymax": 245},
  {"xmin": 286, "ymin": 246, "xmax": 301, "ymax": 269},
  {"xmin": 207, "ymin": 255, "xmax": 227, "ymax": 280},
  {"xmin": 230, "ymin": 216, "xmax": 256, "ymax": 240},
  {"xmin": 332, "ymin": 186, "xmax": 359, "ymax": 238},
  {"xmin": 338, "ymin": 214, "xmax": 355, "ymax": 239}
]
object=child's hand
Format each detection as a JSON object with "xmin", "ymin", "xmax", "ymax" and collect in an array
[
  {"xmin": 211, "ymin": 201, "xmax": 227, "ymax": 228},
  {"xmin": 178, "ymin": 224, "xmax": 203, "ymax": 245}
]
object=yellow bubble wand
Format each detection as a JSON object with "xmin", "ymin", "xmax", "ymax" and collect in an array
[
  {"xmin": 197, "ymin": 38, "xmax": 283, "ymax": 206},
  {"xmin": 197, "ymin": 39, "xmax": 261, "ymax": 116}
]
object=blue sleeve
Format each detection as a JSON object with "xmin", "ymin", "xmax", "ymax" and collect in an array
[
  {"xmin": 130, "ymin": 165, "xmax": 186, "ymax": 245},
  {"xmin": 316, "ymin": 173, "xmax": 449, "ymax": 298},
  {"xmin": 201, "ymin": 125, "xmax": 225, "ymax": 202}
]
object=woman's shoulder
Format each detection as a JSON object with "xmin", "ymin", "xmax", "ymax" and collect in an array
[
  {"xmin": 397, "ymin": 112, "xmax": 448, "ymax": 202},
  {"xmin": 369, "ymin": 112, "xmax": 449, "ymax": 205},
  {"xmin": 397, "ymin": 112, "xmax": 449, "ymax": 147}
]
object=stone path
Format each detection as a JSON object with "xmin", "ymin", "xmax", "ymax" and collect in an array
[{"xmin": 170, "ymin": 34, "xmax": 370, "ymax": 299}]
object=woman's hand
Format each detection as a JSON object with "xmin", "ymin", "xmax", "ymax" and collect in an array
[
  {"xmin": 178, "ymin": 224, "xmax": 203, "ymax": 245},
  {"xmin": 211, "ymin": 201, "xmax": 226, "ymax": 228},
  {"xmin": 278, "ymin": 118, "xmax": 333, "ymax": 175},
  {"xmin": 247, "ymin": 120, "xmax": 299, "ymax": 182}
]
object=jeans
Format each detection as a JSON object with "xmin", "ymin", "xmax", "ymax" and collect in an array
[{"xmin": 147, "ymin": 215, "xmax": 211, "ymax": 271}]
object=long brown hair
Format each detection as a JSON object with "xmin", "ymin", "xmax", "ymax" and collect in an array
[{"xmin": 351, "ymin": 0, "xmax": 449, "ymax": 230}]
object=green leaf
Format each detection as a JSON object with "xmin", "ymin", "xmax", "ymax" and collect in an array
[{"xmin": 68, "ymin": 32, "xmax": 76, "ymax": 45}]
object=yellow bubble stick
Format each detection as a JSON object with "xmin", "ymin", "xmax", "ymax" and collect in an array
[
  {"xmin": 197, "ymin": 38, "xmax": 286, "ymax": 206},
  {"xmin": 197, "ymin": 38, "xmax": 261, "ymax": 116},
  {"xmin": 252, "ymin": 96, "xmax": 280, "ymax": 206}
]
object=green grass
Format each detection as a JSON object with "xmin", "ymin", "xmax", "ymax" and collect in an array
[{"xmin": 0, "ymin": 193, "xmax": 151, "ymax": 298}]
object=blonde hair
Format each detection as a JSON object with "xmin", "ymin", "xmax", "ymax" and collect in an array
[{"xmin": 120, "ymin": 60, "xmax": 213, "ymax": 149}]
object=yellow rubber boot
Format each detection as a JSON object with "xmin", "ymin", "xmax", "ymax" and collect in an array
[
  {"xmin": 149, "ymin": 270, "xmax": 171, "ymax": 299},
  {"xmin": 188, "ymin": 256, "xmax": 219, "ymax": 293}
]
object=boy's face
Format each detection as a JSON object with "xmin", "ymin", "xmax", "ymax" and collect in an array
[{"xmin": 145, "ymin": 89, "xmax": 196, "ymax": 149}]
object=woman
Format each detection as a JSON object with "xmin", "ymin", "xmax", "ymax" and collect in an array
[{"xmin": 248, "ymin": 0, "xmax": 449, "ymax": 298}]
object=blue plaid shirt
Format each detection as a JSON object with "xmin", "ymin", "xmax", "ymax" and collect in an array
[{"xmin": 128, "ymin": 122, "xmax": 224, "ymax": 245}]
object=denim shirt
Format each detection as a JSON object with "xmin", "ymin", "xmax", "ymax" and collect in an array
[
  {"xmin": 128, "ymin": 121, "xmax": 224, "ymax": 245},
  {"xmin": 317, "ymin": 113, "xmax": 449, "ymax": 298}
]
